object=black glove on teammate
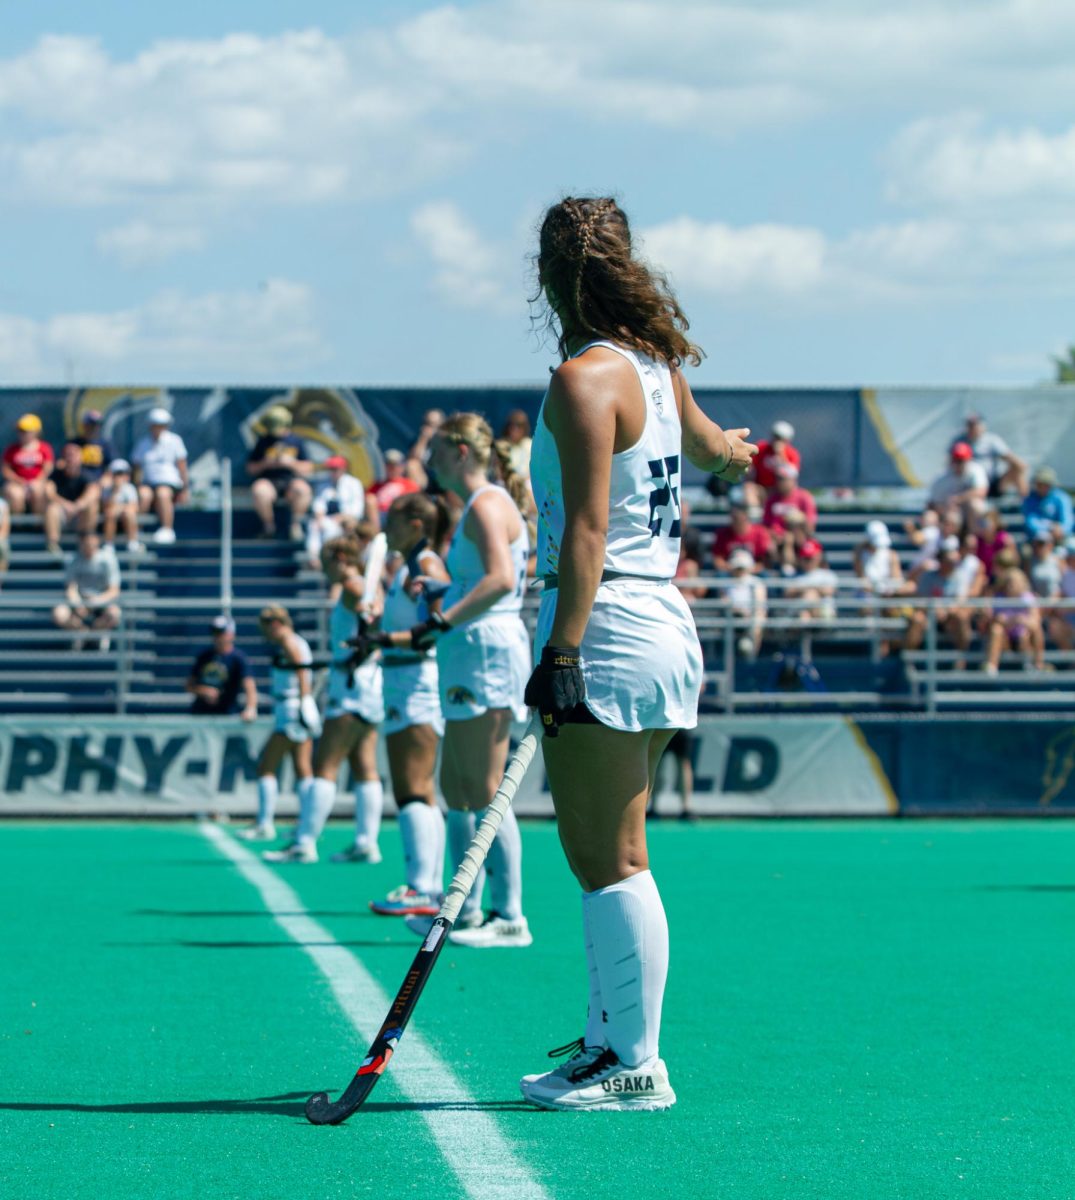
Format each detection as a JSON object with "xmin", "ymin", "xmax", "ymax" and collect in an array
[
  {"xmin": 524, "ymin": 644, "xmax": 585, "ymax": 738},
  {"xmin": 409, "ymin": 611, "xmax": 452, "ymax": 652}
]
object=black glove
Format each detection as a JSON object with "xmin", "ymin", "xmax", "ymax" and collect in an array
[
  {"xmin": 524, "ymin": 644, "xmax": 585, "ymax": 738},
  {"xmin": 409, "ymin": 611, "xmax": 451, "ymax": 652}
]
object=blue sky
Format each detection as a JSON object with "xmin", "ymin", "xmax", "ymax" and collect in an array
[{"xmin": 1, "ymin": 1, "xmax": 1073, "ymax": 388}]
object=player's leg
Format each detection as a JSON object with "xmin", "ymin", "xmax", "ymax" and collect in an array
[
  {"xmin": 371, "ymin": 724, "xmax": 442, "ymax": 915},
  {"xmin": 242, "ymin": 732, "xmax": 288, "ymax": 841},
  {"xmin": 330, "ymin": 721, "xmax": 384, "ymax": 862},
  {"xmin": 264, "ymin": 734, "xmax": 319, "ymax": 861},
  {"xmin": 305, "ymin": 714, "xmax": 356, "ymax": 853},
  {"xmin": 523, "ymin": 723, "xmax": 675, "ymax": 1110}
]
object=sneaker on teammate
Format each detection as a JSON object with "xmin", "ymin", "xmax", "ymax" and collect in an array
[
  {"xmin": 403, "ymin": 909, "xmax": 483, "ymax": 939},
  {"xmin": 263, "ymin": 840, "xmax": 318, "ymax": 864},
  {"xmin": 331, "ymin": 841, "xmax": 383, "ymax": 864},
  {"xmin": 236, "ymin": 821, "xmax": 276, "ymax": 842},
  {"xmin": 519, "ymin": 1037, "xmax": 606, "ymax": 1099},
  {"xmin": 369, "ymin": 884, "xmax": 439, "ymax": 917},
  {"xmin": 521, "ymin": 1046, "xmax": 676, "ymax": 1111},
  {"xmin": 448, "ymin": 912, "xmax": 532, "ymax": 948}
]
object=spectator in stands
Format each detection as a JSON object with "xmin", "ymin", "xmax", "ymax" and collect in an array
[
  {"xmin": 405, "ymin": 408, "xmax": 445, "ymax": 490},
  {"xmin": 762, "ymin": 463, "xmax": 817, "ymax": 572},
  {"xmin": 71, "ymin": 409, "xmax": 116, "ymax": 484},
  {"xmin": 305, "ymin": 455, "xmax": 367, "ymax": 567},
  {"xmin": 186, "ymin": 615, "xmax": 258, "ymax": 720},
  {"xmin": 950, "ymin": 413, "xmax": 1028, "ymax": 498},
  {"xmin": 43, "ymin": 442, "xmax": 100, "ymax": 555},
  {"xmin": 928, "ymin": 442, "xmax": 988, "ymax": 525},
  {"xmin": 101, "ymin": 459, "xmax": 143, "ymax": 552},
  {"xmin": 956, "ymin": 530, "xmax": 986, "ymax": 598},
  {"xmin": 904, "ymin": 508, "xmax": 942, "ymax": 576},
  {"xmin": 676, "ymin": 503, "xmax": 708, "ymax": 605},
  {"xmin": 2, "ymin": 413, "xmax": 54, "ymax": 518},
  {"xmin": 246, "ymin": 405, "xmax": 313, "ymax": 540},
  {"xmin": 369, "ymin": 448, "xmax": 420, "ymax": 514},
  {"xmin": 51, "ymin": 530, "xmax": 121, "ymax": 651},
  {"xmin": 982, "ymin": 565, "xmax": 1045, "ymax": 674},
  {"xmin": 745, "ymin": 419, "xmax": 800, "ymax": 513},
  {"xmin": 904, "ymin": 535, "xmax": 976, "ymax": 667},
  {"xmin": 712, "ymin": 503, "xmax": 772, "ymax": 573},
  {"xmin": 132, "ymin": 407, "xmax": 188, "ymax": 546},
  {"xmin": 854, "ymin": 519, "xmax": 905, "ymax": 599},
  {"xmin": 975, "ymin": 508, "xmax": 1014, "ymax": 583},
  {"xmin": 1046, "ymin": 538, "xmax": 1075, "ymax": 652},
  {"xmin": 1027, "ymin": 530, "xmax": 1062, "ymax": 602},
  {"xmin": 786, "ymin": 538, "xmax": 837, "ymax": 622},
  {"xmin": 0, "ymin": 494, "xmax": 9, "ymax": 589},
  {"xmin": 1022, "ymin": 466, "xmax": 1073, "ymax": 543},
  {"xmin": 719, "ymin": 547, "xmax": 767, "ymax": 656},
  {"xmin": 498, "ymin": 409, "xmax": 533, "ymax": 478}
]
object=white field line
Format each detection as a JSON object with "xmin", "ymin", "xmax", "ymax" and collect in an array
[{"xmin": 200, "ymin": 823, "xmax": 552, "ymax": 1200}]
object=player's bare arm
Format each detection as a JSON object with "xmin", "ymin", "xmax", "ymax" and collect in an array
[
  {"xmin": 440, "ymin": 491, "xmax": 517, "ymax": 628},
  {"xmin": 674, "ymin": 370, "xmax": 757, "ymax": 481}
]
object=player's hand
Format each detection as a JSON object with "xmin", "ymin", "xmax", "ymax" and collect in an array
[
  {"xmin": 347, "ymin": 628, "xmax": 389, "ymax": 665},
  {"xmin": 240, "ymin": 705, "xmax": 257, "ymax": 723},
  {"xmin": 524, "ymin": 644, "xmax": 585, "ymax": 738},
  {"xmin": 409, "ymin": 612, "xmax": 451, "ymax": 652},
  {"xmin": 716, "ymin": 428, "xmax": 758, "ymax": 483}
]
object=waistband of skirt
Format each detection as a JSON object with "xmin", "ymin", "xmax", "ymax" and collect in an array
[
  {"xmin": 382, "ymin": 652, "xmax": 429, "ymax": 667},
  {"xmin": 540, "ymin": 569, "xmax": 674, "ymax": 591}
]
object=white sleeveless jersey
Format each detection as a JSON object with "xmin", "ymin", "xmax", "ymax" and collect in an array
[
  {"xmin": 443, "ymin": 485, "xmax": 528, "ymax": 618},
  {"xmin": 270, "ymin": 633, "xmax": 312, "ymax": 700},
  {"xmin": 329, "ymin": 596, "xmax": 360, "ymax": 665},
  {"xmin": 530, "ymin": 341, "xmax": 682, "ymax": 579},
  {"xmin": 383, "ymin": 548, "xmax": 438, "ymax": 655}
]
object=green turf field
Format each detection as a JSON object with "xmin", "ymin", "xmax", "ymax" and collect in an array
[{"xmin": 2, "ymin": 819, "xmax": 1074, "ymax": 1200}]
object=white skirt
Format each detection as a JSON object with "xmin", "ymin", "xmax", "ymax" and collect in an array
[
  {"xmin": 436, "ymin": 613, "xmax": 530, "ymax": 723},
  {"xmin": 534, "ymin": 578, "xmax": 702, "ymax": 732},
  {"xmin": 324, "ymin": 659, "xmax": 385, "ymax": 724},
  {"xmin": 383, "ymin": 656, "xmax": 445, "ymax": 737},
  {"xmin": 272, "ymin": 698, "xmax": 310, "ymax": 744}
]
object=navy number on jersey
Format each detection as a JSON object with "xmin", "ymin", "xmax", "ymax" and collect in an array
[{"xmin": 648, "ymin": 455, "xmax": 682, "ymax": 539}]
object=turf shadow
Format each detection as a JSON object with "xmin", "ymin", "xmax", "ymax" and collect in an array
[
  {"xmin": 0, "ymin": 1092, "xmax": 312, "ymax": 1118},
  {"xmin": 134, "ymin": 908, "xmax": 369, "ymax": 918},
  {"xmin": 104, "ymin": 939, "xmax": 402, "ymax": 950},
  {"xmin": 976, "ymin": 884, "xmax": 1075, "ymax": 893}
]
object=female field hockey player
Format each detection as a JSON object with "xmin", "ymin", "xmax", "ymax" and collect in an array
[
  {"xmin": 297, "ymin": 532, "xmax": 386, "ymax": 866},
  {"xmin": 246, "ymin": 605, "xmax": 321, "ymax": 854},
  {"xmin": 401, "ymin": 413, "xmax": 533, "ymax": 948},
  {"xmin": 520, "ymin": 196, "xmax": 756, "ymax": 1110},
  {"xmin": 366, "ymin": 493, "xmax": 450, "ymax": 916}
]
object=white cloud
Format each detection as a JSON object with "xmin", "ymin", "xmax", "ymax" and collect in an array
[
  {"xmin": 96, "ymin": 221, "xmax": 206, "ymax": 268},
  {"xmin": 411, "ymin": 201, "xmax": 517, "ymax": 313},
  {"xmin": 0, "ymin": 279, "xmax": 324, "ymax": 382}
]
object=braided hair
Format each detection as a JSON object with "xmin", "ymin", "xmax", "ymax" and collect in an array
[{"xmin": 536, "ymin": 196, "xmax": 702, "ymax": 368}]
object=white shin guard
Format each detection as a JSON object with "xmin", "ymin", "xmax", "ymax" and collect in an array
[
  {"xmin": 294, "ymin": 777, "xmax": 318, "ymax": 848},
  {"xmin": 447, "ymin": 809, "xmax": 485, "ymax": 920},
  {"xmin": 353, "ymin": 780, "xmax": 384, "ymax": 850},
  {"xmin": 582, "ymin": 870, "xmax": 668, "ymax": 1069},
  {"xmin": 256, "ymin": 775, "xmax": 278, "ymax": 828},
  {"xmin": 398, "ymin": 802, "xmax": 440, "ymax": 895},
  {"xmin": 484, "ymin": 806, "xmax": 523, "ymax": 921},
  {"xmin": 581, "ymin": 895, "xmax": 606, "ymax": 1048},
  {"xmin": 305, "ymin": 777, "xmax": 337, "ymax": 843}
]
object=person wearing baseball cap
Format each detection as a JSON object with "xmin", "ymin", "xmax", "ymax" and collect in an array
[
  {"xmin": 949, "ymin": 412, "xmax": 1028, "ymax": 498},
  {"xmin": 762, "ymin": 457, "xmax": 817, "ymax": 573},
  {"xmin": 369, "ymin": 447, "xmax": 420, "ymax": 514},
  {"xmin": 928, "ymin": 440, "xmax": 988, "ymax": 523},
  {"xmin": 246, "ymin": 403, "xmax": 313, "ymax": 540},
  {"xmin": 99, "ymin": 458, "xmax": 143, "ymax": 552},
  {"xmin": 745, "ymin": 417, "xmax": 802, "ymax": 510},
  {"xmin": 131, "ymin": 403, "xmax": 188, "ymax": 545},
  {"xmin": 2, "ymin": 412, "xmax": 54, "ymax": 518},
  {"xmin": 305, "ymin": 453, "xmax": 367, "ymax": 567},
  {"xmin": 1022, "ymin": 464, "xmax": 1073, "ymax": 544},
  {"xmin": 72, "ymin": 407, "xmax": 117, "ymax": 484},
  {"xmin": 788, "ymin": 537, "xmax": 838, "ymax": 621},
  {"xmin": 186, "ymin": 614, "xmax": 258, "ymax": 722},
  {"xmin": 719, "ymin": 547, "xmax": 768, "ymax": 660}
]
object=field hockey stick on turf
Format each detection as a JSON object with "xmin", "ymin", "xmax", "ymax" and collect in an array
[{"xmin": 305, "ymin": 716, "xmax": 542, "ymax": 1126}]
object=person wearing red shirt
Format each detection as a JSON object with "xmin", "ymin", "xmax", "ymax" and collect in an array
[
  {"xmin": 711, "ymin": 504, "xmax": 772, "ymax": 572},
  {"xmin": 745, "ymin": 419, "xmax": 800, "ymax": 510},
  {"xmin": 2, "ymin": 413, "xmax": 54, "ymax": 516},
  {"xmin": 368, "ymin": 449, "xmax": 420, "ymax": 513},
  {"xmin": 763, "ymin": 462, "xmax": 818, "ymax": 571}
]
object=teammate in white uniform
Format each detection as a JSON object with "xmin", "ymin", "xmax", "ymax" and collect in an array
[
  {"xmin": 246, "ymin": 605, "xmax": 321, "ymax": 854},
  {"xmin": 520, "ymin": 197, "xmax": 756, "ymax": 1111},
  {"xmin": 366, "ymin": 493, "xmax": 449, "ymax": 916},
  {"xmin": 291, "ymin": 533, "xmax": 386, "ymax": 867},
  {"xmin": 398, "ymin": 413, "xmax": 533, "ymax": 948}
]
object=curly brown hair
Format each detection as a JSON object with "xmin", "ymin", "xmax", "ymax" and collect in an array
[{"xmin": 535, "ymin": 196, "xmax": 703, "ymax": 368}]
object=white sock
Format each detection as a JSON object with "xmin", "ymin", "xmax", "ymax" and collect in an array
[
  {"xmin": 484, "ymin": 806, "xmax": 523, "ymax": 921},
  {"xmin": 430, "ymin": 805, "xmax": 446, "ymax": 897},
  {"xmin": 353, "ymin": 780, "xmax": 384, "ymax": 850},
  {"xmin": 582, "ymin": 870, "xmax": 668, "ymax": 1068},
  {"xmin": 447, "ymin": 809, "xmax": 485, "ymax": 920},
  {"xmin": 581, "ymin": 895, "xmax": 606, "ymax": 1048},
  {"xmin": 398, "ymin": 801, "xmax": 439, "ymax": 894},
  {"xmin": 304, "ymin": 777, "xmax": 337, "ymax": 843},
  {"xmin": 294, "ymin": 777, "xmax": 317, "ymax": 850},
  {"xmin": 256, "ymin": 775, "xmax": 278, "ymax": 827}
]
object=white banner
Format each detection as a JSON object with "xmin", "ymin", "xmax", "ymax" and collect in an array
[{"xmin": 0, "ymin": 715, "xmax": 895, "ymax": 817}]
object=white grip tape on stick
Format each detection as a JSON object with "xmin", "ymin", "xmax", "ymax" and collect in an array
[{"xmin": 438, "ymin": 718, "xmax": 541, "ymax": 926}]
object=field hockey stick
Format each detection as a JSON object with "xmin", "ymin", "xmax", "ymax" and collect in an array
[
  {"xmin": 360, "ymin": 531, "xmax": 388, "ymax": 618},
  {"xmin": 305, "ymin": 716, "xmax": 542, "ymax": 1125}
]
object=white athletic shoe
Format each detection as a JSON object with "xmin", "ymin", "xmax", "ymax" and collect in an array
[
  {"xmin": 519, "ymin": 1037, "xmax": 607, "ymax": 1097},
  {"xmin": 448, "ymin": 913, "xmax": 533, "ymax": 948},
  {"xmin": 152, "ymin": 526, "xmax": 176, "ymax": 545},
  {"xmin": 262, "ymin": 841, "xmax": 318, "ymax": 864},
  {"xmin": 522, "ymin": 1048, "xmax": 676, "ymax": 1111},
  {"xmin": 404, "ymin": 909, "xmax": 483, "ymax": 939},
  {"xmin": 330, "ymin": 842, "xmax": 383, "ymax": 864},
  {"xmin": 236, "ymin": 822, "xmax": 276, "ymax": 842}
]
